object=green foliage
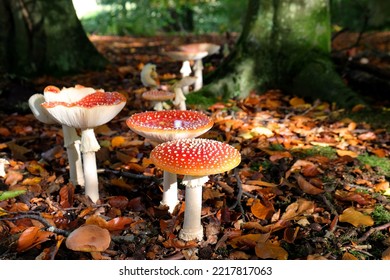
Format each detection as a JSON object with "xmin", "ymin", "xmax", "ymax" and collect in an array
[
  {"xmin": 371, "ymin": 205, "xmax": 390, "ymax": 225},
  {"xmin": 79, "ymin": 0, "xmax": 247, "ymax": 35},
  {"xmin": 358, "ymin": 154, "xmax": 390, "ymax": 177},
  {"xmin": 291, "ymin": 146, "xmax": 337, "ymax": 159},
  {"xmin": 331, "ymin": 0, "xmax": 390, "ymax": 31}
]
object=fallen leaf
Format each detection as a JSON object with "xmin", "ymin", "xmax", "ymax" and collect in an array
[
  {"xmin": 336, "ymin": 150, "xmax": 358, "ymax": 158},
  {"xmin": 255, "ymin": 240, "xmax": 288, "ymax": 260},
  {"xmin": 228, "ymin": 233, "xmax": 268, "ymax": 248},
  {"xmin": 111, "ymin": 136, "xmax": 126, "ymax": 148},
  {"xmin": 59, "ymin": 184, "xmax": 75, "ymax": 208},
  {"xmin": 106, "ymin": 217, "xmax": 133, "ymax": 231},
  {"xmin": 0, "ymin": 190, "xmax": 26, "ymax": 201},
  {"xmin": 250, "ymin": 199, "xmax": 275, "ymax": 220},
  {"xmin": 382, "ymin": 247, "xmax": 390, "ymax": 260},
  {"xmin": 17, "ymin": 226, "xmax": 53, "ymax": 252},
  {"xmin": 295, "ymin": 174, "xmax": 324, "ymax": 195},
  {"xmin": 342, "ymin": 252, "xmax": 359, "ymax": 260},
  {"xmin": 339, "ymin": 207, "xmax": 374, "ymax": 227},
  {"xmin": 280, "ymin": 198, "xmax": 315, "ymax": 221}
]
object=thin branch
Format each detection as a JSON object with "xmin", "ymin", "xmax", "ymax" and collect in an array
[
  {"xmin": 357, "ymin": 222, "xmax": 390, "ymax": 243},
  {"xmin": 229, "ymin": 169, "xmax": 245, "ymax": 218},
  {"xmin": 101, "ymin": 168, "xmax": 160, "ymax": 183}
]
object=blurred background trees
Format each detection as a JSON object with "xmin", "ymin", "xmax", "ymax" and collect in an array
[{"xmin": 76, "ymin": 0, "xmax": 390, "ymax": 36}]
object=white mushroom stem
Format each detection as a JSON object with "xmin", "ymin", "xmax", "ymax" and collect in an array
[
  {"xmin": 141, "ymin": 63, "xmax": 159, "ymax": 88},
  {"xmin": 179, "ymin": 175, "xmax": 209, "ymax": 241},
  {"xmin": 152, "ymin": 101, "xmax": 164, "ymax": 111},
  {"xmin": 0, "ymin": 159, "xmax": 9, "ymax": 177},
  {"xmin": 80, "ymin": 128, "xmax": 101, "ymax": 203},
  {"xmin": 180, "ymin": 61, "xmax": 192, "ymax": 94},
  {"xmin": 161, "ymin": 171, "xmax": 179, "ymax": 213},
  {"xmin": 62, "ymin": 125, "xmax": 84, "ymax": 186},
  {"xmin": 193, "ymin": 60, "xmax": 204, "ymax": 91},
  {"xmin": 173, "ymin": 87, "xmax": 187, "ymax": 110}
]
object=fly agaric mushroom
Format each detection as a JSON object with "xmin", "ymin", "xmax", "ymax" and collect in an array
[
  {"xmin": 164, "ymin": 51, "xmax": 208, "ymax": 93},
  {"xmin": 140, "ymin": 63, "xmax": 159, "ymax": 88},
  {"xmin": 42, "ymin": 90, "xmax": 126, "ymax": 203},
  {"xmin": 142, "ymin": 89, "xmax": 175, "ymax": 111},
  {"xmin": 29, "ymin": 87, "xmax": 91, "ymax": 187},
  {"xmin": 65, "ymin": 224, "xmax": 111, "ymax": 259},
  {"xmin": 126, "ymin": 110, "xmax": 213, "ymax": 213},
  {"xmin": 150, "ymin": 138, "xmax": 241, "ymax": 241},
  {"xmin": 177, "ymin": 43, "xmax": 220, "ymax": 91},
  {"xmin": 172, "ymin": 76, "xmax": 198, "ymax": 110}
]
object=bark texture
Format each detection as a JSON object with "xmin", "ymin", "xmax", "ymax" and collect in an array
[
  {"xmin": 190, "ymin": 0, "xmax": 366, "ymax": 108},
  {"xmin": 0, "ymin": 0, "xmax": 107, "ymax": 77}
]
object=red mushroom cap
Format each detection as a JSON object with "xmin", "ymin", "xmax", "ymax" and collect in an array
[
  {"xmin": 126, "ymin": 110, "xmax": 213, "ymax": 143},
  {"xmin": 150, "ymin": 138, "xmax": 241, "ymax": 176},
  {"xmin": 142, "ymin": 90, "xmax": 175, "ymax": 101},
  {"xmin": 42, "ymin": 91, "xmax": 126, "ymax": 129}
]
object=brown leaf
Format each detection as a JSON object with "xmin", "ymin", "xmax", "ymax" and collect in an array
[
  {"xmin": 250, "ymin": 198, "xmax": 275, "ymax": 220},
  {"xmin": 17, "ymin": 226, "xmax": 53, "ymax": 252},
  {"xmin": 280, "ymin": 198, "xmax": 315, "ymax": 221},
  {"xmin": 228, "ymin": 233, "xmax": 268, "ymax": 248},
  {"xmin": 106, "ymin": 217, "xmax": 133, "ymax": 231},
  {"xmin": 255, "ymin": 240, "xmax": 288, "ymax": 260},
  {"xmin": 85, "ymin": 215, "xmax": 108, "ymax": 228},
  {"xmin": 335, "ymin": 190, "xmax": 373, "ymax": 205},
  {"xmin": 107, "ymin": 196, "xmax": 129, "ymax": 210},
  {"xmin": 295, "ymin": 174, "xmax": 324, "ymax": 195},
  {"xmin": 381, "ymin": 247, "xmax": 390, "ymax": 260},
  {"xmin": 5, "ymin": 170, "xmax": 24, "ymax": 186},
  {"xmin": 339, "ymin": 207, "xmax": 374, "ymax": 227},
  {"xmin": 59, "ymin": 184, "xmax": 75, "ymax": 208},
  {"xmin": 336, "ymin": 150, "xmax": 358, "ymax": 158}
]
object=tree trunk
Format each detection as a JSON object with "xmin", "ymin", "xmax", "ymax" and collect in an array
[
  {"xmin": 0, "ymin": 0, "xmax": 107, "ymax": 77},
  {"xmin": 190, "ymin": 0, "xmax": 366, "ymax": 108}
]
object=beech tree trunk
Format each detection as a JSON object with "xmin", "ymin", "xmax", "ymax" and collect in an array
[
  {"xmin": 191, "ymin": 0, "xmax": 366, "ymax": 108},
  {"xmin": 0, "ymin": 0, "xmax": 107, "ymax": 77}
]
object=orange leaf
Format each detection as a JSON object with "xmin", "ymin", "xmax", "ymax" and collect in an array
[
  {"xmin": 255, "ymin": 240, "xmax": 288, "ymax": 260},
  {"xmin": 17, "ymin": 226, "xmax": 53, "ymax": 252},
  {"xmin": 111, "ymin": 136, "xmax": 126, "ymax": 148},
  {"xmin": 371, "ymin": 148, "xmax": 386, "ymax": 158},
  {"xmin": 339, "ymin": 207, "xmax": 374, "ymax": 227},
  {"xmin": 336, "ymin": 150, "xmax": 358, "ymax": 158},
  {"xmin": 85, "ymin": 215, "xmax": 108, "ymax": 228},
  {"xmin": 295, "ymin": 174, "xmax": 324, "ymax": 195},
  {"xmin": 382, "ymin": 247, "xmax": 390, "ymax": 260},
  {"xmin": 107, "ymin": 196, "xmax": 129, "ymax": 210},
  {"xmin": 342, "ymin": 252, "xmax": 359, "ymax": 260},
  {"xmin": 106, "ymin": 217, "xmax": 133, "ymax": 231},
  {"xmin": 289, "ymin": 96, "xmax": 306, "ymax": 107},
  {"xmin": 250, "ymin": 199, "xmax": 275, "ymax": 220}
]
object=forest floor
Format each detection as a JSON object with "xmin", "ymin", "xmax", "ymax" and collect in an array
[{"xmin": 0, "ymin": 31, "xmax": 389, "ymax": 260}]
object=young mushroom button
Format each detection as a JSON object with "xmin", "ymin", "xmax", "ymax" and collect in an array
[
  {"xmin": 150, "ymin": 138, "xmax": 241, "ymax": 241},
  {"xmin": 126, "ymin": 110, "xmax": 214, "ymax": 214}
]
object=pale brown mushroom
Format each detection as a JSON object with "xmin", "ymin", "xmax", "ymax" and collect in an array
[{"xmin": 65, "ymin": 224, "xmax": 111, "ymax": 259}]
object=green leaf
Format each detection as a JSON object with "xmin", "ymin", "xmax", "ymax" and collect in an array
[{"xmin": 0, "ymin": 190, "xmax": 26, "ymax": 201}]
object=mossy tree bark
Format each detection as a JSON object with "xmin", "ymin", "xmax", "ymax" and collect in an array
[
  {"xmin": 0, "ymin": 0, "xmax": 107, "ymax": 77},
  {"xmin": 190, "ymin": 0, "xmax": 366, "ymax": 108}
]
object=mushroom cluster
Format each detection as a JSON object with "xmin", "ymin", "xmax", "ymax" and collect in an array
[
  {"xmin": 126, "ymin": 110, "xmax": 214, "ymax": 213},
  {"xmin": 30, "ymin": 85, "xmax": 126, "ymax": 203},
  {"xmin": 150, "ymin": 138, "xmax": 241, "ymax": 241}
]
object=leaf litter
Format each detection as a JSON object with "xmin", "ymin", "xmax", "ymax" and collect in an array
[{"xmin": 0, "ymin": 33, "xmax": 389, "ymax": 260}]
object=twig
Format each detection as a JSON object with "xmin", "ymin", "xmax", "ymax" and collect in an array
[
  {"xmin": 229, "ymin": 169, "xmax": 245, "ymax": 218},
  {"xmin": 357, "ymin": 222, "xmax": 390, "ymax": 243},
  {"xmin": 0, "ymin": 213, "xmax": 70, "ymax": 237}
]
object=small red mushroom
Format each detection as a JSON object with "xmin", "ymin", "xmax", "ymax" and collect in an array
[{"xmin": 150, "ymin": 138, "xmax": 241, "ymax": 241}]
